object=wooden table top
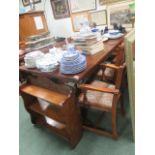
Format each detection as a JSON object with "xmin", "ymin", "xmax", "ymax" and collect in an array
[{"xmin": 20, "ymin": 37, "xmax": 124, "ymax": 83}]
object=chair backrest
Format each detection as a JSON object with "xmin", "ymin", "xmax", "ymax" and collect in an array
[
  {"xmin": 114, "ymin": 43, "xmax": 125, "ymax": 66},
  {"xmin": 110, "ymin": 41, "xmax": 126, "ymax": 89},
  {"xmin": 114, "ymin": 63, "xmax": 126, "ymax": 89}
]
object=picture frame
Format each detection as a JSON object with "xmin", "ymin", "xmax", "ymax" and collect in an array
[
  {"xmin": 69, "ymin": 0, "xmax": 96, "ymax": 13},
  {"xmin": 50, "ymin": 0, "xmax": 70, "ymax": 19},
  {"xmin": 99, "ymin": 0, "xmax": 127, "ymax": 5},
  {"xmin": 107, "ymin": 0, "xmax": 134, "ymax": 29},
  {"xmin": 32, "ymin": 0, "xmax": 41, "ymax": 4},
  {"xmin": 71, "ymin": 11, "xmax": 90, "ymax": 32},
  {"xmin": 89, "ymin": 10, "xmax": 107, "ymax": 26},
  {"xmin": 22, "ymin": 0, "xmax": 30, "ymax": 6}
]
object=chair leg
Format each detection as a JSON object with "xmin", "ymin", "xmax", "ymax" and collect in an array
[
  {"xmin": 112, "ymin": 109, "xmax": 118, "ymax": 139},
  {"xmin": 120, "ymin": 93, "xmax": 126, "ymax": 116},
  {"xmin": 81, "ymin": 107, "xmax": 88, "ymax": 118},
  {"xmin": 83, "ymin": 125, "xmax": 114, "ymax": 138},
  {"xmin": 82, "ymin": 110, "xmax": 119, "ymax": 139}
]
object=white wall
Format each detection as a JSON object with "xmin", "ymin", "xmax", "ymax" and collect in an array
[{"xmin": 19, "ymin": 0, "xmax": 107, "ymax": 37}]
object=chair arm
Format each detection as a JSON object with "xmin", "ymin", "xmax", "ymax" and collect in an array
[
  {"xmin": 79, "ymin": 84, "xmax": 119, "ymax": 94},
  {"xmin": 100, "ymin": 63, "xmax": 120, "ymax": 70}
]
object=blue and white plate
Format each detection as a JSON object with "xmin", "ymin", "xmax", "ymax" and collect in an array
[
  {"xmin": 60, "ymin": 47, "xmax": 87, "ymax": 74},
  {"xmin": 60, "ymin": 55, "xmax": 85, "ymax": 66},
  {"xmin": 108, "ymin": 30, "xmax": 120, "ymax": 35},
  {"xmin": 62, "ymin": 50, "xmax": 79, "ymax": 61},
  {"xmin": 60, "ymin": 63, "xmax": 86, "ymax": 74}
]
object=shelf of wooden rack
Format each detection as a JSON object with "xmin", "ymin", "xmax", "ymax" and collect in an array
[
  {"xmin": 34, "ymin": 116, "xmax": 68, "ymax": 140},
  {"xmin": 29, "ymin": 102, "xmax": 65, "ymax": 124},
  {"xmin": 20, "ymin": 77, "xmax": 82, "ymax": 148},
  {"xmin": 21, "ymin": 84, "xmax": 67, "ymax": 106}
]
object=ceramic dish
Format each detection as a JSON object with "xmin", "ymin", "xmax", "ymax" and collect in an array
[
  {"xmin": 62, "ymin": 51, "xmax": 79, "ymax": 61},
  {"xmin": 60, "ymin": 63, "xmax": 86, "ymax": 74},
  {"xmin": 36, "ymin": 56, "xmax": 58, "ymax": 72},
  {"xmin": 24, "ymin": 51, "xmax": 44, "ymax": 68},
  {"xmin": 108, "ymin": 30, "xmax": 120, "ymax": 35},
  {"xmin": 60, "ymin": 54, "xmax": 85, "ymax": 66},
  {"xmin": 104, "ymin": 33, "xmax": 124, "ymax": 39}
]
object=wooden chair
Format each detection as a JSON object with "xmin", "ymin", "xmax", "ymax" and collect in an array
[
  {"xmin": 97, "ymin": 43, "xmax": 125, "ymax": 82},
  {"xmin": 78, "ymin": 62, "xmax": 126, "ymax": 139}
]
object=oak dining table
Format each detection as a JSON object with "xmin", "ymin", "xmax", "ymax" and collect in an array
[
  {"xmin": 20, "ymin": 37, "xmax": 124, "ymax": 84},
  {"xmin": 19, "ymin": 36, "xmax": 124, "ymax": 147}
]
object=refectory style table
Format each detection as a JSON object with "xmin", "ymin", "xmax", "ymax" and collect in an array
[{"xmin": 19, "ymin": 37, "xmax": 124, "ymax": 147}]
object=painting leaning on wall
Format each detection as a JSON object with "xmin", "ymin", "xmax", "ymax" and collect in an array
[{"xmin": 107, "ymin": 0, "xmax": 135, "ymax": 29}]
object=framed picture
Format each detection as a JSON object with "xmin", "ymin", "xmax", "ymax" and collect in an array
[
  {"xmin": 99, "ymin": 0, "xmax": 127, "ymax": 5},
  {"xmin": 32, "ymin": 0, "xmax": 41, "ymax": 4},
  {"xmin": 107, "ymin": 1, "xmax": 134, "ymax": 29},
  {"xmin": 22, "ymin": 0, "xmax": 30, "ymax": 6},
  {"xmin": 69, "ymin": 0, "xmax": 96, "ymax": 13},
  {"xmin": 50, "ymin": 0, "xmax": 70, "ymax": 19},
  {"xmin": 71, "ymin": 11, "xmax": 90, "ymax": 32},
  {"xmin": 89, "ymin": 10, "xmax": 107, "ymax": 26}
]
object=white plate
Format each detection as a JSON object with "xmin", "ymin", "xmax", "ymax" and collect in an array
[{"xmin": 104, "ymin": 33, "xmax": 124, "ymax": 39}]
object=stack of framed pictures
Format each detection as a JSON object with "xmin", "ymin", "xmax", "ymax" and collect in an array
[
  {"xmin": 89, "ymin": 10, "xmax": 107, "ymax": 26},
  {"xmin": 71, "ymin": 10, "xmax": 108, "ymax": 32},
  {"xmin": 99, "ymin": 0, "xmax": 127, "ymax": 5},
  {"xmin": 69, "ymin": 0, "xmax": 96, "ymax": 13},
  {"xmin": 71, "ymin": 11, "xmax": 90, "ymax": 32},
  {"xmin": 49, "ymin": 0, "xmax": 134, "ymax": 31},
  {"xmin": 69, "ymin": 0, "xmax": 97, "ymax": 31},
  {"xmin": 22, "ymin": 0, "xmax": 41, "ymax": 6},
  {"xmin": 107, "ymin": 0, "xmax": 135, "ymax": 29}
]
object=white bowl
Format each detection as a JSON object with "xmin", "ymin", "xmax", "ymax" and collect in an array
[{"xmin": 108, "ymin": 30, "xmax": 120, "ymax": 35}]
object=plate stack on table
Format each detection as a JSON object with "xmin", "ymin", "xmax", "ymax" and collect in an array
[
  {"xmin": 73, "ymin": 33, "xmax": 104, "ymax": 55},
  {"xmin": 36, "ymin": 53, "xmax": 59, "ymax": 72},
  {"xmin": 60, "ymin": 45, "xmax": 87, "ymax": 74},
  {"xmin": 49, "ymin": 47, "xmax": 66, "ymax": 62},
  {"xmin": 104, "ymin": 30, "xmax": 124, "ymax": 39},
  {"xmin": 24, "ymin": 51, "xmax": 44, "ymax": 68}
]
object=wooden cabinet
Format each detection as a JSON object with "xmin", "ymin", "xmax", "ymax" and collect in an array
[
  {"xmin": 19, "ymin": 11, "xmax": 49, "ymax": 41},
  {"xmin": 19, "ymin": 75, "xmax": 82, "ymax": 147}
]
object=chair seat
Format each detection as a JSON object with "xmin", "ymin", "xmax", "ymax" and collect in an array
[
  {"xmin": 97, "ymin": 68, "xmax": 114, "ymax": 80},
  {"xmin": 79, "ymin": 80, "xmax": 115, "ymax": 111}
]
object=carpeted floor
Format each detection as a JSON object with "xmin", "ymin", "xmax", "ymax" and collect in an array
[{"xmin": 19, "ymin": 91, "xmax": 135, "ymax": 155}]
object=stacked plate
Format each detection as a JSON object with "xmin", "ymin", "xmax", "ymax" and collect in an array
[
  {"xmin": 49, "ymin": 47, "xmax": 66, "ymax": 62},
  {"xmin": 24, "ymin": 51, "xmax": 44, "ymax": 68},
  {"xmin": 60, "ymin": 47, "xmax": 86, "ymax": 74},
  {"xmin": 104, "ymin": 30, "xmax": 124, "ymax": 39},
  {"xmin": 36, "ymin": 53, "xmax": 58, "ymax": 72}
]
